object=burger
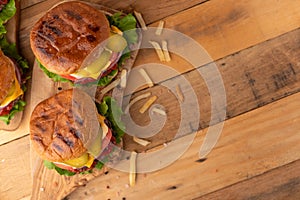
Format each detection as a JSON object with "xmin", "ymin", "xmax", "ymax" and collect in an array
[
  {"xmin": 0, "ymin": 0, "xmax": 29, "ymax": 125},
  {"xmin": 0, "ymin": 49, "xmax": 27, "ymax": 124},
  {"xmin": 30, "ymin": 1, "xmax": 138, "ymax": 86},
  {"xmin": 30, "ymin": 89, "xmax": 124, "ymax": 175}
]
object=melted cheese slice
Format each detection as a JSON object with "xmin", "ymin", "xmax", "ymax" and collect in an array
[
  {"xmin": 0, "ymin": 73, "xmax": 23, "ymax": 107},
  {"xmin": 55, "ymin": 115, "xmax": 110, "ymax": 169},
  {"xmin": 71, "ymin": 61, "xmax": 112, "ymax": 80},
  {"xmin": 84, "ymin": 154, "xmax": 95, "ymax": 168},
  {"xmin": 98, "ymin": 114, "xmax": 109, "ymax": 139},
  {"xmin": 54, "ymin": 154, "xmax": 95, "ymax": 169}
]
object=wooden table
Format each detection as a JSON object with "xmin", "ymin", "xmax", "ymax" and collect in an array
[{"xmin": 1, "ymin": 0, "xmax": 300, "ymax": 199}]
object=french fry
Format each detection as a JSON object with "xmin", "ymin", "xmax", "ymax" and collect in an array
[
  {"xmin": 139, "ymin": 96, "xmax": 157, "ymax": 114},
  {"xmin": 155, "ymin": 20, "xmax": 164, "ymax": 35},
  {"xmin": 125, "ymin": 92, "xmax": 151, "ymax": 113},
  {"xmin": 120, "ymin": 69, "xmax": 127, "ymax": 88},
  {"xmin": 100, "ymin": 78, "xmax": 121, "ymax": 95},
  {"xmin": 152, "ymin": 107, "xmax": 166, "ymax": 116},
  {"xmin": 139, "ymin": 68, "xmax": 154, "ymax": 88},
  {"xmin": 129, "ymin": 151, "xmax": 137, "ymax": 187},
  {"xmin": 133, "ymin": 136, "xmax": 151, "ymax": 146},
  {"xmin": 162, "ymin": 40, "xmax": 171, "ymax": 62},
  {"xmin": 149, "ymin": 41, "xmax": 165, "ymax": 62},
  {"xmin": 134, "ymin": 10, "xmax": 147, "ymax": 30}
]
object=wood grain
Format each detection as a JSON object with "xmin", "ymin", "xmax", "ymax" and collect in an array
[
  {"xmin": 0, "ymin": 136, "xmax": 31, "ymax": 200},
  {"xmin": 196, "ymin": 160, "xmax": 300, "ymax": 200},
  {"xmin": 122, "ymin": 28, "xmax": 300, "ymax": 152},
  {"xmin": 1, "ymin": 91, "xmax": 299, "ymax": 200},
  {"xmin": 67, "ymin": 92, "xmax": 300, "ymax": 200},
  {"xmin": 20, "ymin": 0, "xmax": 207, "ymax": 15},
  {"xmin": 134, "ymin": 0, "xmax": 300, "ymax": 74},
  {"xmin": 31, "ymin": 151, "xmax": 109, "ymax": 200},
  {"xmin": 1, "ymin": 0, "xmax": 297, "ymax": 199},
  {"xmin": 19, "ymin": 0, "xmax": 300, "ymax": 68},
  {"xmin": 19, "ymin": 0, "xmax": 206, "ymax": 65}
]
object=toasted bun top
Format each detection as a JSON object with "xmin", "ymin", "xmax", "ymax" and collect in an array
[
  {"xmin": 0, "ymin": 50, "xmax": 15, "ymax": 104},
  {"xmin": 30, "ymin": 89, "xmax": 100, "ymax": 162},
  {"xmin": 30, "ymin": 1, "xmax": 110, "ymax": 75}
]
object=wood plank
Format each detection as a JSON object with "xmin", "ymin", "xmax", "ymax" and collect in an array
[
  {"xmin": 19, "ymin": 0, "xmax": 300, "ymax": 68},
  {"xmin": 19, "ymin": 0, "xmax": 206, "ymax": 65},
  {"xmin": 0, "ymin": 93, "xmax": 300, "ymax": 199},
  {"xmin": 20, "ymin": 0, "xmax": 206, "ymax": 17},
  {"xmin": 0, "ymin": 136, "xmax": 31, "ymax": 200},
  {"xmin": 67, "ymin": 92, "xmax": 300, "ymax": 200},
  {"xmin": 27, "ymin": 23, "xmax": 300, "ymax": 200},
  {"xmin": 20, "ymin": 0, "xmax": 45, "ymax": 9},
  {"xmin": 122, "ymin": 27, "xmax": 300, "ymax": 152},
  {"xmin": 1, "ymin": 91, "xmax": 299, "ymax": 200},
  {"xmin": 196, "ymin": 160, "xmax": 300, "ymax": 200},
  {"xmin": 134, "ymin": 0, "xmax": 300, "ymax": 72}
]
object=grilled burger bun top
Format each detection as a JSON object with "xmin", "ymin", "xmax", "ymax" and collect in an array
[
  {"xmin": 0, "ymin": 49, "xmax": 15, "ymax": 104},
  {"xmin": 30, "ymin": 1, "xmax": 110, "ymax": 75},
  {"xmin": 30, "ymin": 89, "xmax": 101, "ymax": 162}
]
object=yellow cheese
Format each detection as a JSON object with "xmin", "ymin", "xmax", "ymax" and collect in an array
[
  {"xmin": 84, "ymin": 154, "xmax": 95, "ymax": 168},
  {"xmin": 0, "ymin": 73, "xmax": 23, "ymax": 107},
  {"xmin": 111, "ymin": 25, "xmax": 123, "ymax": 35},
  {"xmin": 71, "ymin": 61, "xmax": 112, "ymax": 80},
  {"xmin": 56, "ymin": 115, "xmax": 110, "ymax": 169},
  {"xmin": 98, "ymin": 114, "xmax": 108, "ymax": 139},
  {"xmin": 87, "ymin": 114, "xmax": 109, "ymax": 157}
]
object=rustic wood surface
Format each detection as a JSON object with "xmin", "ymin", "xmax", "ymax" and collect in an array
[
  {"xmin": 0, "ymin": 0, "xmax": 299, "ymax": 199},
  {"xmin": 196, "ymin": 159, "xmax": 300, "ymax": 200}
]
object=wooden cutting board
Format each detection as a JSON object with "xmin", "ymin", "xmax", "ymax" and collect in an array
[{"xmin": 29, "ymin": 4, "xmax": 141, "ymax": 199}]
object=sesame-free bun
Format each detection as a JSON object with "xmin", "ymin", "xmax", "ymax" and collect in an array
[
  {"xmin": 0, "ymin": 50, "xmax": 15, "ymax": 104},
  {"xmin": 30, "ymin": 1, "xmax": 110, "ymax": 75},
  {"xmin": 30, "ymin": 89, "xmax": 100, "ymax": 162}
]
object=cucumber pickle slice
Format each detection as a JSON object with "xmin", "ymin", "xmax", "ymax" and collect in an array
[{"xmin": 107, "ymin": 34, "xmax": 127, "ymax": 52}]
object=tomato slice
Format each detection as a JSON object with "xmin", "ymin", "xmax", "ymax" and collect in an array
[
  {"xmin": 53, "ymin": 162, "xmax": 76, "ymax": 172},
  {"xmin": 0, "ymin": 102, "xmax": 14, "ymax": 116},
  {"xmin": 102, "ymin": 128, "xmax": 112, "ymax": 151},
  {"xmin": 60, "ymin": 74, "xmax": 78, "ymax": 81},
  {"xmin": 101, "ymin": 64, "xmax": 118, "ymax": 78}
]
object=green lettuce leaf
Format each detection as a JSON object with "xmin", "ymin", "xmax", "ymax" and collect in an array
[
  {"xmin": 0, "ymin": 0, "xmax": 16, "ymax": 38},
  {"xmin": 43, "ymin": 160, "xmax": 55, "ymax": 169},
  {"xmin": 0, "ymin": 100, "xmax": 26, "ymax": 124},
  {"xmin": 117, "ymin": 52, "xmax": 131, "ymax": 68},
  {"xmin": 107, "ymin": 13, "xmax": 138, "ymax": 44},
  {"xmin": 0, "ymin": 37, "xmax": 30, "ymax": 72},
  {"xmin": 37, "ymin": 60, "xmax": 71, "ymax": 83},
  {"xmin": 37, "ymin": 60, "xmax": 117, "ymax": 87},
  {"xmin": 97, "ymin": 96, "xmax": 125, "ymax": 143},
  {"xmin": 94, "ymin": 161, "xmax": 104, "ymax": 169},
  {"xmin": 54, "ymin": 166, "xmax": 76, "ymax": 176},
  {"xmin": 43, "ymin": 160, "xmax": 104, "ymax": 176},
  {"xmin": 44, "ymin": 160, "xmax": 76, "ymax": 176}
]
